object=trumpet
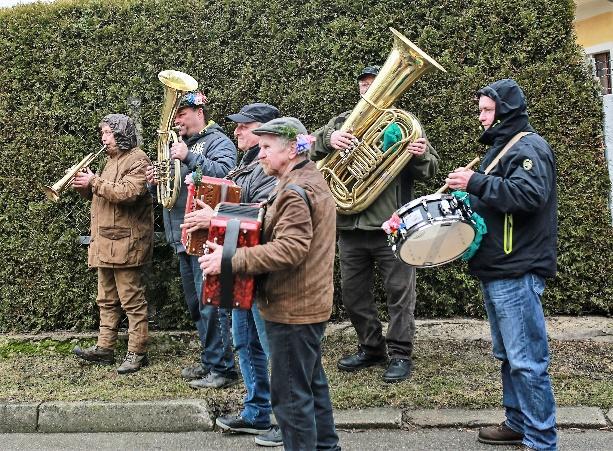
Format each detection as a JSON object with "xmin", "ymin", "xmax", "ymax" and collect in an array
[{"xmin": 42, "ymin": 145, "xmax": 107, "ymax": 202}]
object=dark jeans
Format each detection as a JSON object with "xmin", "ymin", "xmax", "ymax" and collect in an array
[
  {"xmin": 266, "ymin": 321, "xmax": 340, "ymax": 451},
  {"xmin": 338, "ymin": 229, "xmax": 416, "ymax": 358},
  {"xmin": 178, "ymin": 252, "xmax": 235, "ymax": 376}
]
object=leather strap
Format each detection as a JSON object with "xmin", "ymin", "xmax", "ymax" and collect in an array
[
  {"xmin": 220, "ymin": 219, "xmax": 240, "ymax": 309},
  {"xmin": 484, "ymin": 132, "xmax": 532, "ymax": 175}
]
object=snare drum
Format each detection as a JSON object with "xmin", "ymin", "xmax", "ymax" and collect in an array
[{"xmin": 392, "ymin": 193, "xmax": 475, "ymax": 267}]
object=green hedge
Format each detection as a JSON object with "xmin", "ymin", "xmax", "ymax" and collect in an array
[{"xmin": 0, "ymin": 0, "xmax": 610, "ymax": 332}]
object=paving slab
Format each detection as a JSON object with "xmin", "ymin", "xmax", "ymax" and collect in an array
[
  {"xmin": 556, "ymin": 407, "xmax": 609, "ymax": 428},
  {"xmin": 607, "ymin": 408, "xmax": 613, "ymax": 425},
  {"xmin": 404, "ymin": 408, "xmax": 505, "ymax": 428},
  {"xmin": 37, "ymin": 400, "xmax": 212, "ymax": 433},
  {"xmin": 0, "ymin": 403, "xmax": 39, "ymax": 433},
  {"xmin": 334, "ymin": 408, "xmax": 401, "ymax": 429}
]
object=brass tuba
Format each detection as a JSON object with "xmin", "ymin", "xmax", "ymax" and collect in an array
[
  {"xmin": 317, "ymin": 28, "xmax": 446, "ymax": 215},
  {"xmin": 155, "ymin": 70, "xmax": 198, "ymax": 209},
  {"xmin": 42, "ymin": 145, "xmax": 107, "ymax": 202}
]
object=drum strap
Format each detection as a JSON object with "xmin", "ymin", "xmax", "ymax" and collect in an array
[{"xmin": 484, "ymin": 132, "xmax": 532, "ymax": 175}]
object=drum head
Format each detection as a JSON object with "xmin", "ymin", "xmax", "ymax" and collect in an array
[{"xmin": 397, "ymin": 220, "xmax": 475, "ymax": 268}]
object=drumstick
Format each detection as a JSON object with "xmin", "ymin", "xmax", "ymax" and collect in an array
[{"xmin": 435, "ymin": 157, "xmax": 480, "ymax": 194}]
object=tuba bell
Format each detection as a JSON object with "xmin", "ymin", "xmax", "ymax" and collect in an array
[
  {"xmin": 155, "ymin": 70, "xmax": 198, "ymax": 209},
  {"xmin": 42, "ymin": 145, "xmax": 107, "ymax": 202},
  {"xmin": 317, "ymin": 28, "xmax": 446, "ymax": 215}
]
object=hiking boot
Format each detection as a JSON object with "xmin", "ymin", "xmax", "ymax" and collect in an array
[
  {"xmin": 73, "ymin": 345, "xmax": 115, "ymax": 365},
  {"xmin": 254, "ymin": 425, "xmax": 283, "ymax": 447},
  {"xmin": 477, "ymin": 422, "xmax": 524, "ymax": 445},
  {"xmin": 116, "ymin": 351, "xmax": 149, "ymax": 374},
  {"xmin": 337, "ymin": 350, "xmax": 387, "ymax": 372},
  {"xmin": 216, "ymin": 414, "xmax": 271, "ymax": 434},
  {"xmin": 382, "ymin": 357, "xmax": 413, "ymax": 383},
  {"xmin": 189, "ymin": 372, "xmax": 238, "ymax": 389},
  {"xmin": 181, "ymin": 363, "xmax": 209, "ymax": 380}
]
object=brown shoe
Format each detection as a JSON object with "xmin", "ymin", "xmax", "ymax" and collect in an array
[
  {"xmin": 478, "ymin": 422, "xmax": 524, "ymax": 445},
  {"xmin": 73, "ymin": 345, "xmax": 115, "ymax": 365},
  {"xmin": 117, "ymin": 351, "xmax": 149, "ymax": 374}
]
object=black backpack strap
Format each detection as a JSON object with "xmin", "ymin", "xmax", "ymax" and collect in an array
[
  {"xmin": 220, "ymin": 218, "xmax": 240, "ymax": 309},
  {"xmin": 285, "ymin": 184, "xmax": 312, "ymax": 212}
]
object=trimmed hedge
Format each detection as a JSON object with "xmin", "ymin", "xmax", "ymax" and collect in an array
[{"xmin": 0, "ymin": 0, "xmax": 610, "ymax": 331}]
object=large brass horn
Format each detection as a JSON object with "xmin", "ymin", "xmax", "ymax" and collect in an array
[
  {"xmin": 155, "ymin": 70, "xmax": 198, "ymax": 209},
  {"xmin": 317, "ymin": 28, "xmax": 446, "ymax": 214},
  {"xmin": 42, "ymin": 145, "xmax": 107, "ymax": 202}
]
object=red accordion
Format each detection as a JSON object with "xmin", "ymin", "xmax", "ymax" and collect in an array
[
  {"xmin": 202, "ymin": 203, "xmax": 264, "ymax": 310},
  {"xmin": 181, "ymin": 176, "xmax": 241, "ymax": 256}
]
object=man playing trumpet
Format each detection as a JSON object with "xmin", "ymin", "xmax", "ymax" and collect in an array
[{"xmin": 72, "ymin": 114, "xmax": 153, "ymax": 374}]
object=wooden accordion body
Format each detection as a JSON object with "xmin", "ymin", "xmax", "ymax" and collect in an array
[
  {"xmin": 202, "ymin": 203, "xmax": 264, "ymax": 310},
  {"xmin": 181, "ymin": 176, "xmax": 242, "ymax": 256}
]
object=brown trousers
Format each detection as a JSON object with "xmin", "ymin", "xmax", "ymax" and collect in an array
[{"xmin": 96, "ymin": 267, "xmax": 148, "ymax": 353}]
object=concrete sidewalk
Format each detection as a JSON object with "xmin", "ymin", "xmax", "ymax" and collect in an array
[{"xmin": 1, "ymin": 402, "xmax": 612, "ymax": 433}]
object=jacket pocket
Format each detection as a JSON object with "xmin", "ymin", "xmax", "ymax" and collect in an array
[{"xmin": 98, "ymin": 226, "xmax": 131, "ymax": 264}]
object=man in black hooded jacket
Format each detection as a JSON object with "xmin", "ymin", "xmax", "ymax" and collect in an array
[{"xmin": 447, "ymin": 79, "xmax": 557, "ymax": 451}]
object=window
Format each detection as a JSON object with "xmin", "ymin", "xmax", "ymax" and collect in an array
[{"xmin": 593, "ymin": 51, "xmax": 612, "ymax": 95}]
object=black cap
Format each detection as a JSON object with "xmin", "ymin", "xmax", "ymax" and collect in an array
[
  {"xmin": 226, "ymin": 103, "xmax": 280, "ymax": 124},
  {"xmin": 252, "ymin": 117, "xmax": 308, "ymax": 137},
  {"xmin": 357, "ymin": 65, "xmax": 381, "ymax": 81}
]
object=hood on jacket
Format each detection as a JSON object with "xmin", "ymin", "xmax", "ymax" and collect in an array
[
  {"xmin": 477, "ymin": 79, "xmax": 534, "ymax": 146},
  {"xmin": 184, "ymin": 122, "xmax": 226, "ymax": 147},
  {"xmin": 100, "ymin": 114, "xmax": 138, "ymax": 151}
]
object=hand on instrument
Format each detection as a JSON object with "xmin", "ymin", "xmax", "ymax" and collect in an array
[
  {"xmin": 199, "ymin": 240, "xmax": 223, "ymax": 276},
  {"xmin": 406, "ymin": 137, "xmax": 427, "ymax": 156},
  {"xmin": 181, "ymin": 199, "xmax": 215, "ymax": 233},
  {"xmin": 171, "ymin": 140, "xmax": 189, "ymax": 161},
  {"xmin": 72, "ymin": 168, "xmax": 94, "ymax": 189},
  {"xmin": 446, "ymin": 167, "xmax": 475, "ymax": 191},
  {"xmin": 146, "ymin": 165, "xmax": 158, "ymax": 185},
  {"xmin": 330, "ymin": 130, "xmax": 358, "ymax": 151}
]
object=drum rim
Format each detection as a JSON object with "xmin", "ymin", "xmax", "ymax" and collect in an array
[{"xmin": 397, "ymin": 193, "xmax": 457, "ymax": 216}]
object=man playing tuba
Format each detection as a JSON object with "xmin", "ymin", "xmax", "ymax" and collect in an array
[
  {"xmin": 310, "ymin": 65, "xmax": 440, "ymax": 383},
  {"xmin": 146, "ymin": 91, "xmax": 238, "ymax": 388}
]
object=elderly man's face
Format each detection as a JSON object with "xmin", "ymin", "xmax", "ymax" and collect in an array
[
  {"xmin": 174, "ymin": 107, "xmax": 205, "ymax": 137},
  {"xmin": 100, "ymin": 124, "xmax": 118, "ymax": 153},
  {"xmin": 257, "ymin": 134, "xmax": 295, "ymax": 177},
  {"xmin": 358, "ymin": 75, "xmax": 376, "ymax": 96},
  {"xmin": 234, "ymin": 122, "xmax": 261, "ymax": 152},
  {"xmin": 478, "ymin": 95, "xmax": 496, "ymax": 130}
]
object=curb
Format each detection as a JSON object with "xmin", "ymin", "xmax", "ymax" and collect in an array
[{"xmin": 1, "ymin": 403, "xmax": 610, "ymax": 433}]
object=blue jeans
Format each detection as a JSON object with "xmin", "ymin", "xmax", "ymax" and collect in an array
[
  {"xmin": 481, "ymin": 273, "xmax": 557, "ymax": 451},
  {"xmin": 232, "ymin": 302, "xmax": 271, "ymax": 426},
  {"xmin": 178, "ymin": 252, "xmax": 235, "ymax": 376},
  {"xmin": 266, "ymin": 321, "xmax": 340, "ymax": 451}
]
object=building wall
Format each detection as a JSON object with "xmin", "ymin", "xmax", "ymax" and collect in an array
[{"xmin": 574, "ymin": 12, "xmax": 613, "ymax": 48}]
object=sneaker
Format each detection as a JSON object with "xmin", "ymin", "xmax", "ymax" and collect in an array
[
  {"xmin": 477, "ymin": 422, "xmax": 524, "ymax": 445},
  {"xmin": 216, "ymin": 414, "xmax": 271, "ymax": 435},
  {"xmin": 382, "ymin": 357, "xmax": 413, "ymax": 383},
  {"xmin": 189, "ymin": 372, "xmax": 238, "ymax": 389},
  {"xmin": 254, "ymin": 425, "xmax": 283, "ymax": 447},
  {"xmin": 73, "ymin": 345, "xmax": 115, "ymax": 365},
  {"xmin": 116, "ymin": 351, "xmax": 149, "ymax": 374},
  {"xmin": 181, "ymin": 363, "xmax": 209, "ymax": 380},
  {"xmin": 337, "ymin": 349, "xmax": 387, "ymax": 372}
]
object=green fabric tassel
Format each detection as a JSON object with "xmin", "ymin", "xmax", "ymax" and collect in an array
[
  {"xmin": 382, "ymin": 122, "xmax": 402, "ymax": 152},
  {"xmin": 451, "ymin": 191, "xmax": 488, "ymax": 261}
]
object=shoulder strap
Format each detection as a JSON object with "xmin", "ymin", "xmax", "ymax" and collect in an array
[
  {"xmin": 484, "ymin": 132, "xmax": 532, "ymax": 175},
  {"xmin": 285, "ymin": 184, "xmax": 312, "ymax": 212}
]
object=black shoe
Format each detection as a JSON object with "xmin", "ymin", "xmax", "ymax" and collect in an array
[
  {"xmin": 216, "ymin": 414, "xmax": 270, "ymax": 435},
  {"xmin": 477, "ymin": 422, "xmax": 524, "ymax": 445},
  {"xmin": 254, "ymin": 425, "xmax": 283, "ymax": 447},
  {"xmin": 382, "ymin": 357, "xmax": 412, "ymax": 383},
  {"xmin": 337, "ymin": 350, "xmax": 387, "ymax": 372},
  {"xmin": 73, "ymin": 345, "xmax": 115, "ymax": 365}
]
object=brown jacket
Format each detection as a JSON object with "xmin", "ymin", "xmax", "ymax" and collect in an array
[
  {"xmin": 86, "ymin": 147, "xmax": 153, "ymax": 268},
  {"xmin": 232, "ymin": 160, "xmax": 336, "ymax": 324}
]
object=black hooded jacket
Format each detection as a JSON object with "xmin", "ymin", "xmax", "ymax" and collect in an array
[{"xmin": 466, "ymin": 79, "xmax": 557, "ymax": 280}]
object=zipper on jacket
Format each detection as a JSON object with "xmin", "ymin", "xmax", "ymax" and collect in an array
[{"xmin": 503, "ymin": 213, "xmax": 513, "ymax": 254}]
